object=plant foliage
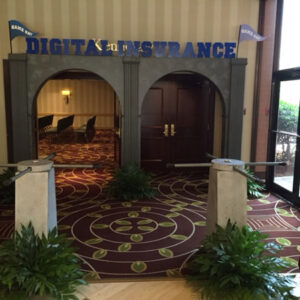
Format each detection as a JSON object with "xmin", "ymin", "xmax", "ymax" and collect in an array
[
  {"xmin": 185, "ymin": 220, "xmax": 297, "ymax": 300},
  {"xmin": 0, "ymin": 168, "xmax": 15, "ymax": 204},
  {"xmin": 0, "ymin": 223, "xmax": 86, "ymax": 300},
  {"xmin": 278, "ymin": 100, "xmax": 298, "ymax": 133},
  {"xmin": 276, "ymin": 100, "xmax": 298, "ymax": 162},
  {"xmin": 106, "ymin": 163, "xmax": 155, "ymax": 200},
  {"xmin": 245, "ymin": 167, "xmax": 265, "ymax": 198}
]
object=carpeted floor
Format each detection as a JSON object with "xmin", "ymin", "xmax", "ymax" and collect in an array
[{"xmin": 0, "ymin": 129, "xmax": 299, "ymax": 280}]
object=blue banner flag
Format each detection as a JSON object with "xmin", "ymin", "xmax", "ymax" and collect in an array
[
  {"xmin": 8, "ymin": 20, "xmax": 37, "ymax": 41},
  {"xmin": 238, "ymin": 24, "xmax": 266, "ymax": 43}
]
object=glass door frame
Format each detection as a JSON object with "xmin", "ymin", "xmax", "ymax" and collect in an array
[{"xmin": 266, "ymin": 67, "xmax": 300, "ymax": 207}]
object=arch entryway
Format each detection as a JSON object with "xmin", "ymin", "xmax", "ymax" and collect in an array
[
  {"xmin": 141, "ymin": 72, "xmax": 224, "ymax": 171},
  {"xmin": 35, "ymin": 69, "xmax": 121, "ymax": 167},
  {"xmin": 5, "ymin": 55, "xmax": 247, "ymax": 166}
]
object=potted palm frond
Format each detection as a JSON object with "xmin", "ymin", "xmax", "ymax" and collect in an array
[
  {"xmin": 245, "ymin": 167, "xmax": 265, "ymax": 198},
  {"xmin": 0, "ymin": 168, "xmax": 15, "ymax": 204},
  {"xmin": 106, "ymin": 163, "xmax": 155, "ymax": 200},
  {"xmin": 184, "ymin": 220, "xmax": 297, "ymax": 300},
  {"xmin": 0, "ymin": 223, "xmax": 86, "ymax": 300}
]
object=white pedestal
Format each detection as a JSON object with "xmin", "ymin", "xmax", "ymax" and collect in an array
[
  {"xmin": 15, "ymin": 160, "xmax": 57, "ymax": 236},
  {"xmin": 206, "ymin": 158, "xmax": 247, "ymax": 235}
]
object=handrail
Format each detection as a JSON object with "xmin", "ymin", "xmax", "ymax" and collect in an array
[
  {"xmin": 43, "ymin": 153, "xmax": 56, "ymax": 160},
  {"xmin": 169, "ymin": 153, "xmax": 285, "ymax": 184},
  {"xmin": 245, "ymin": 161, "xmax": 286, "ymax": 167},
  {"xmin": 2, "ymin": 167, "xmax": 32, "ymax": 186},
  {"xmin": 233, "ymin": 166, "xmax": 265, "ymax": 184},
  {"xmin": 272, "ymin": 130, "xmax": 300, "ymax": 138},
  {"xmin": 53, "ymin": 163, "xmax": 101, "ymax": 169},
  {"xmin": 0, "ymin": 163, "xmax": 18, "ymax": 168},
  {"xmin": 167, "ymin": 163, "xmax": 212, "ymax": 168},
  {"xmin": 0, "ymin": 158, "xmax": 101, "ymax": 186},
  {"xmin": 206, "ymin": 153, "xmax": 217, "ymax": 159}
]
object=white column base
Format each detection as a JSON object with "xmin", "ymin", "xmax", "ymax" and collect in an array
[
  {"xmin": 206, "ymin": 159, "xmax": 247, "ymax": 235},
  {"xmin": 15, "ymin": 160, "xmax": 57, "ymax": 237}
]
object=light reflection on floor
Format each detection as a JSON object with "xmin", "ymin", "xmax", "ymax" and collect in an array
[{"xmin": 275, "ymin": 176, "xmax": 294, "ymax": 192}]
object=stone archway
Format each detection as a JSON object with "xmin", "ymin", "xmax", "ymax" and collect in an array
[
  {"xmin": 7, "ymin": 54, "xmax": 124, "ymax": 162},
  {"xmin": 140, "ymin": 72, "xmax": 224, "ymax": 171},
  {"xmin": 35, "ymin": 69, "xmax": 121, "ymax": 166},
  {"xmin": 6, "ymin": 55, "xmax": 246, "ymax": 165},
  {"xmin": 137, "ymin": 57, "xmax": 247, "ymax": 162}
]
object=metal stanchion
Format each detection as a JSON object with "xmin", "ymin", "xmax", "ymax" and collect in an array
[
  {"xmin": 167, "ymin": 163, "xmax": 212, "ymax": 168},
  {"xmin": 3, "ymin": 167, "xmax": 32, "ymax": 186},
  {"xmin": 53, "ymin": 163, "xmax": 101, "ymax": 169},
  {"xmin": 206, "ymin": 153, "xmax": 217, "ymax": 160},
  {"xmin": 233, "ymin": 166, "xmax": 265, "ymax": 184},
  {"xmin": 168, "ymin": 155, "xmax": 287, "ymax": 234},
  {"xmin": 0, "ymin": 156, "xmax": 102, "ymax": 236},
  {"xmin": 1, "ymin": 157, "xmax": 101, "ymax": 186},
  {"xmin": 43, "ymin": 153, "xmax": 57, "ymax": 160},
  {"xmin": 245, "ymin": 161, "xmax": 287, "ymax": 167}
]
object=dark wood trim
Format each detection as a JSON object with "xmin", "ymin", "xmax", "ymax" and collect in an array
[
  {"xmin": 273, "ymin": 0, "xmax": 284, "ymax": 73},
  {"xmin": 292, "ymin": 103, "xmax": 300, "ymax": 197},
  {"xmin": 3, "ymin": 60, "xmax": 13, "ymax": 163},
  {"xmin": 266, "ymin": 81, "xmax": 278, "ymax": 188},
  {"xmin": 266, "ymin": 0, "xmax": 281, "ymax": 187},
  {"xmin": 250, "ymin": 0, "xmax": 266, "ymax": 166}
]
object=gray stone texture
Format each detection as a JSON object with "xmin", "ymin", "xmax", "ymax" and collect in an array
[{"xmin": 7, "ymin": 54, "xmax": 247, "ymax": 165}]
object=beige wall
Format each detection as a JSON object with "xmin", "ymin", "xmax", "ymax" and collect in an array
[
  {"xmin": 0, "ymin": 0, "xmax": 260, "ymax": 163},
  {"xmin": 37, "ymin": 79, "xmax": 116, "ymax": 129}
]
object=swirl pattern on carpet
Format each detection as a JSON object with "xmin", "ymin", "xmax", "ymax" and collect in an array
[
  {"xmin": 56, "ymin": 170, "xmax": 208, "ymax": 279},
  {"xmin": 0, "ymin": 130, "xmax": 299, "ymax": 279}
]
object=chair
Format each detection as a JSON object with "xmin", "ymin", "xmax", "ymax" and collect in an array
[
  {"xmin": 38, "ymin": 115, "xmax": 53, "ymax": 139},
  {"xmin": 75, "ymin": 116, "xmax": 96, "ymax": 142},
  {"xmin": 46, "ymin": 115, "xmax": 74, "ymax": 142}
]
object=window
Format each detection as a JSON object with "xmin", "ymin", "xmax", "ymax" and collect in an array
[
  {"xmin": 267, "ymin": 0, "xmax": 300, "ymax": 205},
  {"xmin": 278, "ymin": 0, "xmax": 300, "ymax": 70}
]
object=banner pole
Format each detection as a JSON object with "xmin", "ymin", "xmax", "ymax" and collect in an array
[
  {"xmin": 236, "ymin": 25, "xmax": 241, "ymax": 58},
  {"xmin": 10, "ymin": 40, "xmax": 13, "ymax": 54},
  {"xmin": 8, "ymin": 21, "xmax": 13, "ymax": 54}
]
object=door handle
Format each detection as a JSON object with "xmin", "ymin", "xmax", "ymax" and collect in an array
[
  {"xmin": 171, "ymin": 124, "xmax": 176, "ymax": 136},
  {"xmin": 163, "ymin": 124, "xmax": 169, "ymax": 137}
]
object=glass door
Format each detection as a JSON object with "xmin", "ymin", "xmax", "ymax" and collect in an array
[{"xmin": 268, "ymin": 78, "xmax": 300, "ymax": 206}]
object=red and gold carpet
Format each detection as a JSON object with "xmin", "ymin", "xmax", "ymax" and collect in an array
[{"xmin": 0, "ymin": 129, "xmax": 299, "ymax": 279}]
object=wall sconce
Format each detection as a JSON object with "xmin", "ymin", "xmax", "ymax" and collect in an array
[{"xmin": 61, "ymin": 89, "xmax": 71, "ymax": 104}]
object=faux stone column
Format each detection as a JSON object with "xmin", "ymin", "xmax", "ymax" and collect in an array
[
  {"xmin": 226, "ymin": 58, "xmax": 247, "ymax": 159},
  {"xmin": 206, "ymin": 158, "xmax": 247, "ymax": 235},
  {"xmin": 122, "ymin": 57, "xmax": 140, "ymax": 165},
  {"xmin": 7, "ymin": 54, "xmax": 30, "ymax": 163},
  {"xmin": 15, "ymin": 159, "xmax": 57, "ymax": 236}
]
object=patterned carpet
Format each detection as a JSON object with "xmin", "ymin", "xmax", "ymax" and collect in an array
[{"xmin": 0, "ymin": 129, "xmax": 299, "ymax": 280}]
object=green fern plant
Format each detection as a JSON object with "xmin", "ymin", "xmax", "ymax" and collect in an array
[
  {"xmin": 0, "ymin": 168, "xmax": 15, "ymax": 204},
  {"xmin": 106, "ymin": 163, "xmax": 155, "ymax": 200},
  {"xmin": 245, "ymin": 167, "xmax": 265, "ymax": 198},
  {"xmin": 185, "ymin": 220, "xmax": 297, "ymax": 300},
  {"xmin": 0, "ymin": 223, "xmax": 86, "ymax": 300}
]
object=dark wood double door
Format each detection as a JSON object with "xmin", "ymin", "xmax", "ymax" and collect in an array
[{"xmin": 141, "ymin": 74, "xmax": 215, "ymax": 171}]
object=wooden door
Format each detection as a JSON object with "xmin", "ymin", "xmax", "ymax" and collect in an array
[
  {"xmin": 113, "ymin": 92, "xmax": 121, "ymax": 165},
  {"xmin": 141, "ymin": 74, "xmax": 214, "ymax": 171},
  {"xmin": 171, "ymin": 80, "xmax": 214, "ymax": 164},
  {"xmin": 141, "ymin": 87, "xmax": 169, "ymax": 170}
]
